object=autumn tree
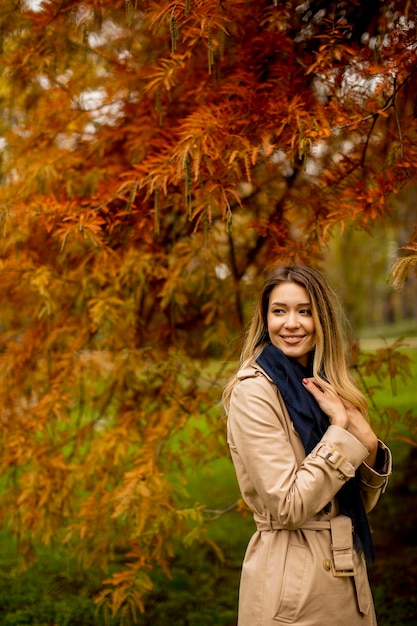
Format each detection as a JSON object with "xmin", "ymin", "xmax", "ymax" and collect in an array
[{"xmin": 0, "ymin": 0, "xmax": 416, "ymax": 619}]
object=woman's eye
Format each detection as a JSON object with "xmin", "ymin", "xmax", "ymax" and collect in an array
[{"xmin": 300, "ymin": 309, "xmax": 312, "ymax": 315}]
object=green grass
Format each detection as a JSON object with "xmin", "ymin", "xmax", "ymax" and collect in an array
[
  {"xmin": 360, "ymin": 347, "xmax": 417, "ymax": 442},
  {"xmin": 359, "ymin": 319, "xmax": 417, "ymax": 339},
  {"xmin": 0, "ymin": 540, "xmax": 109, "ymax": 626}
]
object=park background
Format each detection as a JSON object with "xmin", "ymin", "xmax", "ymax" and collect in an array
[{"xmin": 0, "ymin": 0, "xmax": 416, "ymax": 624}]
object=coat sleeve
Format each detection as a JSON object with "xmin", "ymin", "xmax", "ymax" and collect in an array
[
  {"xmin": 227, "ymin": 374, "xmax": 371, "ymax": 529},
  {"xmin": 358, "ymin": 441, "xmax": 392, "ymax": 513}
]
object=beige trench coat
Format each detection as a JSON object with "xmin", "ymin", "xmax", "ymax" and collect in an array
[{"xmin": 227, "ymin": 366, "xmax": 392, "ymax": 626}]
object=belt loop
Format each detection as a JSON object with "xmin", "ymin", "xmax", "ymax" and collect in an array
[
  {"xmin": 267, "ymin": 509, "xmax": 273, "ymax": 531},
  {"xmin": 330, "ymin": 515, "xmax": 356, "ymax": 575},
  {"xmin": 329, "ymin": 515, "xmax": 371, "ymax": 615}
]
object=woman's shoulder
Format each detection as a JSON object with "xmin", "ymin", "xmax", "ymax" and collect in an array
[
  {"xmin": 232, "ymin": 365, "xmax": 278, "ymax": 399},
  {"xmin": 236, "ymin": 364, "xmax": 272, "ymax": 383},
  {"xmin": 237, "ymin": 365, "xmax": 265, "ymax": 378},
  {"xmin": 229, "ymin": 365, "xmax": 289, "ymax": 426}
]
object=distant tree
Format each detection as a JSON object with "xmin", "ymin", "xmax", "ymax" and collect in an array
[{"xmin": 0, "ymin": 0, "xmax": 416, "ymax": 620}]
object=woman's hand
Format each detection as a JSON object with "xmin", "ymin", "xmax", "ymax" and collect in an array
[
  {"xmin": 341, "ymin": 399, "xmax": 378, "ymax": 467},
  {"xmin": 302, "ymin": 378, "xmax": 349, "ymax": 429},
  {"xmin": 302, "ymin": 378, "xmax": 378, "ymax": 467}
]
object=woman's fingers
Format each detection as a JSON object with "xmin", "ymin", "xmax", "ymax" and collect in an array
[
  {"xmin": 302, "ymin": 378, "xmax": 348, "ymax": 428},
  {"xmin": 302, "ymin": 377, "xmax": 324, "ymax": 393}
]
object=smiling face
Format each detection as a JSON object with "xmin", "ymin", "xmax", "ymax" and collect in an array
[{"xmin": 266, "ymin": 281, "xmax": 316, "ymax": 367}]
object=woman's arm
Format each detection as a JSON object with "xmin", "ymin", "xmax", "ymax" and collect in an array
[
  {"xmin": 228, "ymin": 375, "xmax": 370, "ymax": 528},
  {"xmin": 359, "ymin": 441, "xmax": 392, "ymax": 512},
  {"xmin": 299, "ymin": 376, "xmax": 392, "ymax": 511},
  {"xmin": 301, "ymin": 378, "xmax": 379, "ymax": 467}
]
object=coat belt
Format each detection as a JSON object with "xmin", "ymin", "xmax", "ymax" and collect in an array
[{"xmin": 254, "ymin": 512, "xmax": 370, "ymax": 615}]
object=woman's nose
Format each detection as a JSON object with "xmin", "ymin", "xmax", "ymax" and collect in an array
[{"xmin": 284, "ymin": 313, "xmax": 300, "ymax": 328}]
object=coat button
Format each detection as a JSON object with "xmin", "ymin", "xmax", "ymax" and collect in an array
[{"xmin": 323, "ymin": 559, "xmax": 331, "ymax": 571}]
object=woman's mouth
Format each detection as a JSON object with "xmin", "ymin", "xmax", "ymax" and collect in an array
[{"xmin": 280, "ymin": 335, "xmax": 304, "ymax": 344}]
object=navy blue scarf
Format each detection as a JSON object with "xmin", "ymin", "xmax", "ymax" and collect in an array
[{"xmin": 256, "ymin": 343, "xmax": 374, "ymax": 562}]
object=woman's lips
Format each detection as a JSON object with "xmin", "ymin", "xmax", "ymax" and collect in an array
[{"xmin": 280, "ymin": 335, "xmax": 304, "ymax": 344}]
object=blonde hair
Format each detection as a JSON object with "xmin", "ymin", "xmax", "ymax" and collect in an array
[{"xmin": 222, "ymin": 264, "xmax": 367, "ymax": 415}]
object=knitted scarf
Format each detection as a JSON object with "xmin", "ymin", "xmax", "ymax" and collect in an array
[{"xmin": 256, "ymin": 343, "xmax": 374, "ymax": 562}]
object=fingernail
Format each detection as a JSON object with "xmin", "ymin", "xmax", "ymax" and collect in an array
[{"xmin": 302, "ymin": 378, "xmax": 308, "ymax": 385}]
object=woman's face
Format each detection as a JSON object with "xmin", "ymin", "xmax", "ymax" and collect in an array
[{"xmin": 266, "ymin": 281, "xmax": 316, "ymax": 367}]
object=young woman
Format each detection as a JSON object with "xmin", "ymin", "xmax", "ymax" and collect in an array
[{"xmin": 223, "ymin": 264, "xmax": 392, "ymax": 626}]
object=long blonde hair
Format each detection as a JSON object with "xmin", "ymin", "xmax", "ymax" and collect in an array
[{"xmin": 222, "ymin": 264, "xmax": 367, "ymax": 415}]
